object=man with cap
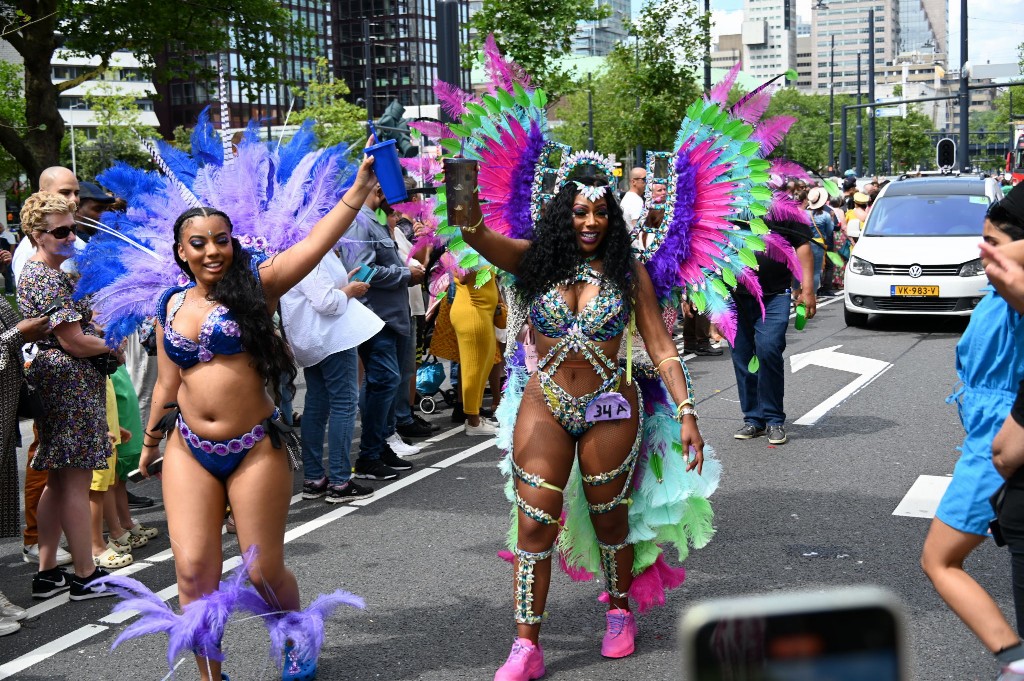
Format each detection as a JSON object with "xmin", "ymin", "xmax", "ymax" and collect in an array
[{"xmin": 74, "ymin": 181, "xmax": 116, "ymax": 241}]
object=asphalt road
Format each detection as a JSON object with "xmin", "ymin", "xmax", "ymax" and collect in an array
[{"xmin": 0, "ymin": 295, "xmax": 1009, "ymax": 680}]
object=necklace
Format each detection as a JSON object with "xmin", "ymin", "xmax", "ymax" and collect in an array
[{"xmin": 187, "ymin": 290, "xmax": 217, "ymax": 308}]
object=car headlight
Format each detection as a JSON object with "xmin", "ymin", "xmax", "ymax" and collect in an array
[
  {"xmin": 848, "ymin": 256, "xmax": 874, "ymax": 276},
  {"xmin": 959, "ymin": 258, "xmax": 985, "ymax": 277}
]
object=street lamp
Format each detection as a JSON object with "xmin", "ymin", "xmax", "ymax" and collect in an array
[{"xmin": 67, "ymin": 102, "xmax": 84, "ymax": 177}]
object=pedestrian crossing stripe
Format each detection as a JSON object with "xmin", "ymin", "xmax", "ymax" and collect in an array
[{"xmin": 892, "ymin": 475, "xmax": 952, "ymax": 518}]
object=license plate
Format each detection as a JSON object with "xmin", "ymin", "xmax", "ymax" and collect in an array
[{"xmin": 891, "ymin": 285, "xmax": 939, "ymax": 297}]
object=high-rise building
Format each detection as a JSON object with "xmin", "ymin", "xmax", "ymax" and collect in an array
[
  {"xmin": 332, "ymin": 0, "xmax": 471, "ymax": 116},
  {"xmin": 711, "ymin": 33, "xmax": 743, "ymax": 70},
  {"xmin": 741, "ymin": 0, "xmax": 798, "ymax": 81},
  {"xmin": 809, "ymin": 0, "xmax": 901, "ymax": 95},
  {"xmin": 573, "ymin": 0, "xmax": 630, "ymax": 57},
  {"xmin": 152, "ymin": 0, "xmax": 331, "ymax": 137},
  {"xmin": 900, "ymin": 0, "xmax": 946, "ymax": 55}
]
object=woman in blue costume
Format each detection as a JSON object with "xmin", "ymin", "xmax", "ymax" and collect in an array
[
  {"xmin": 455, "ymin": 174, "xmax": 706, "ymax": 680},
  {"xmin": 130, "ymin": 152, "xmax": 378, "ymax": 681},
  {"xmin": 920, "ymin": 186, "xmax": 1024, "ymax": 678}
]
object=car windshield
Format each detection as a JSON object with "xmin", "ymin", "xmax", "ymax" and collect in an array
[{"xmin": 864, "ymin": 193, "xmax": 990, "ymax": 237}]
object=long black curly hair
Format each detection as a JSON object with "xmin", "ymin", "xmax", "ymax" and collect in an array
[
  {"xmin": 515, "ymin": 179, "xmax": 636, "ymax": 305},
  {"xmin": 172, "ymin": 207, "xmax": 296, "ymax": 403}
]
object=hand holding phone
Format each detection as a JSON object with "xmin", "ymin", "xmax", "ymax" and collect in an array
[{"xmin": 353, "ymin": 263, "xmax": 376, "ymax": 283}]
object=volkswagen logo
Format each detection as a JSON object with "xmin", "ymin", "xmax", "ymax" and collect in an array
[{"xmin": 908, "ymin": 264, "xmax": 923, "ymax": 278}]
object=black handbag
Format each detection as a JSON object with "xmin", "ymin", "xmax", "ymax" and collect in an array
[
  {"xmin": 84, "ymin": 353, "xmax": 119, "ymax": 376},
  {"xmin": 17, "ymin": 380, "xmax": 44, "ymax": 420}
]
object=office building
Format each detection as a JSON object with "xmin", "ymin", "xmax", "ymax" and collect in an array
[
  {"xmin": 711, "ymin": 33, "xmax": 743, "ymax": 70},
  {"xmin": 741, "ymin": 0, "xmax": 798, "ymax": 81},
  {"xmin": 900, "ymin": 0, "xmax": 947, "ymax": 55},
  {"xmin": 809, "ymin": 0, "xmax": 901, "ymax": 94},
  {"xmin": 52, "ymin": 51, "xmax": 160, "ymax": 139},
  {"xmin": 332, "ymin": 0, "xmax": 472, "ymax": 116},
  {"xmin": 573, "ymin": 0, "xmax": 630, "ymax": 57}
]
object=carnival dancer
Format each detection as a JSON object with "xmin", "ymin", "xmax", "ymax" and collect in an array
[
  {"xmin": 420, "ymin": 41, "xmax": 805, "ymax": 678},
  {"xmin": 72, "ymin": 114, "xmax": 374, "ymax": 680}
]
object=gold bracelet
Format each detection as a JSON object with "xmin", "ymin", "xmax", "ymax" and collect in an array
[
  {"xmin": 657, "ymin": 356, "xmax": 682, "ymax": 371},
  {"xmin": 461, "ymin": 216, "xmax": 484, "ymax": 234},
  {"xmin": 340, "ymin": 195, "xmax": 360, "ymax": 211}
]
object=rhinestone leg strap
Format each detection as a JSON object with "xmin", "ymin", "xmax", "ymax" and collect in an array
[
  {"xmin": 598, "ymin": 540, "xmax": 631, "ymax": 600},
  {"xmin": 514, "ymin": 545, "xmax": 554, "ymax": 624}
]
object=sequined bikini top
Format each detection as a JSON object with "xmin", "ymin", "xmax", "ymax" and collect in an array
[
  {"xmin": 528, "ymin": 261, "xmax": 629, "ymax": 343},
  {"xmin": 158, "ymin": 285, "xmax": 244, "ymax": 369}
]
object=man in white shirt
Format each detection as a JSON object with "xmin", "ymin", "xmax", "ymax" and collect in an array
[
  {"xmin": 619, "ymin": 167, "xmax": 647, "ymax": 228},
  {"xmin": 279, "ymin": 250, "xmax": 384, "ymax": 503}
]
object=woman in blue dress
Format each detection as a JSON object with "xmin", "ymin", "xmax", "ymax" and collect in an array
[{"xmin": 920, "ymin": 189, "xmax": 1024, "ymax": 676}]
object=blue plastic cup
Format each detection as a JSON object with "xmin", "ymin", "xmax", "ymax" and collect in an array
[{"xmin": 364, "ymin": 139, "xmax": 408, "ymax": 205}]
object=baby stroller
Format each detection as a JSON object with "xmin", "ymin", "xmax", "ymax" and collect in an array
[{"xmin": 416, "ymin": 353, "xmax": 457, "ymax": 414}]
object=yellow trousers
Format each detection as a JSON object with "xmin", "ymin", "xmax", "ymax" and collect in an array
[{"xmin": 450, "ymin": 277, "xmax": 498, "ymax": 416}]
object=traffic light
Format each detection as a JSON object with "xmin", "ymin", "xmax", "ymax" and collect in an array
[
  {"xmin": 936, "ymin": 138, "xmax": 956, "ymax": 169},
  {"xmin": 376, "ymin": 99, "xmax": 418, "ymax": 158}
]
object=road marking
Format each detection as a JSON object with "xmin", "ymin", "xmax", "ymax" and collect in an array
[
  {"xmin": 893, "ymin": 475, "xmax": 953, "ymax": 518},
  {"xmin": 790, "ymin": 345, "xmax": 893, "ymax": 425},
  {"xmin": 0, "ymin": 624, "xmax": 108, "ymax": 680},
  {"xmin": 7, "ymin": 431, "xmax": 497, "ymax": 676}
]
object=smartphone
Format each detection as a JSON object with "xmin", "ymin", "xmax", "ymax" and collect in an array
[
  {"xmin": 127, "ymin": 457, "xmax": 164, "ymax": 483},
  {"xmin": 353, "ymin": 263, "xmax": 376, "ymax": 283},
  {"xmin": 680, "ymin": 586, "xmax": 907, "ymax": 681},
  {"xmin": 43, "ymin": 303, "xmax": 60, "ymax": 317}
]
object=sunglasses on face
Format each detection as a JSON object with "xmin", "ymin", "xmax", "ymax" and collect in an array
[{"xmin": 37, "ymin": 225, "xmax": 77, "ymax": 240}]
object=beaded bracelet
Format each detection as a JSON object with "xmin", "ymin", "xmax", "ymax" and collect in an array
[
  {"xmin": 676, "ymin": 404, "xmax": 699, "ymax": 422},
  {"xmin": 461, "ymin": 216, "xmax": 484, "ymax": 234}
]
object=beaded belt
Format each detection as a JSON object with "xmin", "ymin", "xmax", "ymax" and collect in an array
[{"xmin": 177, "ymin": 409, "xmax": 279, "ymax": 456}]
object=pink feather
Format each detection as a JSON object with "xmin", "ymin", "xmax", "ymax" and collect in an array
[
  {"xmin": 559, "ymin": 553, "xmax": 595, "ymax": 582},
  {"xmin": 708, "ymin": 63, "xmax": 741, "ymax": 105},
  {"xmin": 767, "ymin": 191, "xmax": 811, "ymax": 226},
  {"xmin": 762, "ymin": 232, "xmax": 803, "ymax": 280},
  {"xmin": 409, "ymin": 120, "xmax": 453, "ymax": 141},
  {"xmin": 627, "ymin": 555, "xmax": 687, "ymax": 614},
  {"xmin": 434, "ymin": 80, "xmax": 474, "ymax": 119},
  {"xmin": 497, "ymin": 549, "xmax": 514, "ymax": 563},
  {"xmin": 768, "ymin": 159, "xmax": 811, "ymax": 182},
  {"xmin": 752, "ymin": 116, "xmax": 796, "ymax": 157},
  {"xmin": 732, "ymin": 85, "xmax": 774, "ymax": 124},
  {"xmin": 737, "ymin": 267, "xmax": 765, "ymax": 319}
]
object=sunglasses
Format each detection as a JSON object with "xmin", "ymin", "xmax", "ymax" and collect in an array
[{"xmin": 37, "ymin": 225, "xmax": 77, "ymax": 239}]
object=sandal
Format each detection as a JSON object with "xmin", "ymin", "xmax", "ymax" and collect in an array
[
  {"xmin": 107, "ymin": 533, "xmax": 133, "ymax": 555},
  {"xmin": 94, "ymin": 548, "xmax": 133, "ymax": 568},
  {"xmin": 128, "ymin": 523, "xmax": 159, "ymax": 541}
]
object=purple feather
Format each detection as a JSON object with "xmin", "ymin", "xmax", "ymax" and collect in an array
[
  {"xmin": 767, "ymin": 191, "xmax": 811, "ymax": 226},
  {"xmin": 645, "ymin": 148, "xmax": 699, "ymax": 300},
  {"xmin": 708, "ymin": 63, "xmax": 741, "ymax": 104},
  {"xmin": 435, "ymin": 80, "xmax": 474, "ymax": 119},
  {"xmin": 484, "ymin": 34, "xmax": 520, "ymax": 92},
  {"xmin": 409, "ymin": 120, "xmax": 452, "ymax": 141},
  {"xmin": 190, "ymin": 107, "xmax": 223, "ymax": 166},
  {"xmin": 752, "ymin": 116, "xmax": 796, "ymax": 157},
  {"xmin": 506, "ymin": 121, "xmax": 547, "ymax": 241},
  {"xmin": 255, "ymin": 590, "xmax": 366, "ymax": 665},
  {"xmin": 761, "ymin": 232, "xmax": 802, "ymax": 280}
]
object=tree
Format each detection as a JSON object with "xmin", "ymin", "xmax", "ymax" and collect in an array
[
  {"xmin": 553, "ymin": 0, "xmax": 705, "ymax": 159},
  {"xmin": 0, "ymin": 0, "xmax": 306, "ymax": 188},
  {"xmin": 762, "ymin": 88, "xmax": 857, "ymax": 173},
  {"xmin": 873, "ymin": 106, "xmax": 935, "ymax": 173},
  {"xmin": 289, "ymin": 57, "xmax": 367, "ymax": 149},
  {"xmin": 468, "ymin": 0, "xmax": 609, "ymax": 96},
  {"xmin": 60, "ymin": 81, "xmax": 157, "ymax": 181},
  {"xmin": 0, "ymin": 59, "xmax": 26, "ymax": 187}
]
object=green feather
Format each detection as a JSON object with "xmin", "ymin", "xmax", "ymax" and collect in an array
[
  {"xmin": 439, "ymin": 138, "xmax": 461, "ymax": 155},
  {"xmin": 710, "ymin": 278, "xmax": 729, "ymax": 298},
  {"xmin": 449, "ymin": 123, "xmax": 472, "ymax": 138},
  {"xmin": 823, "ymin": 178, "xmax": 840, "ymax": 196},
  {"xmin": 749, "ymin": 217, "xmax": 769, "ymax": 234},
  {"xmin": 749, "ymin": 186, "xmax": 773, "ymax": 201},
  {"xmin": 826, "ymin": 251, "xmax": 845, "ymax": 266},
  {"xmin": 689, "ymin": 289, "xmax": 707, "ymax": 312},
  {"xmin": 748, "ymin": 355, "xmax": 760, "ymax": 373},
  {"xmin": 649, "ymin": 452, "xmax": 664, "ymax": 483},
  {"xmin": 749, "ymin": 202, "xmax": 768, "ymax": 217},
  {"xmin": 497, "ymin": 88, "xmax": 515, "ymax": 109},
  {"xmin": 738, "ymin": 247, "xmax": 759, "ymax": 269},
  {"xmin": 632, "ymin": 541, "xmax": 661, "ymax": 574},
  {"xmin": 465, "ymin": 102, "xmax": 488, "ymax": 118},
  {"xmin": 740, "ymin": 141, "xmax": 760, "ymax": 157},
  {"xmin": 722, "ymin": 268, "xmax": 737, "ymax": 287}
]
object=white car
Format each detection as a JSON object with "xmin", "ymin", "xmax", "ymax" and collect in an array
[{"xmin": 843, "ymin": 176, "xmax": 1002, "ymax": 327}]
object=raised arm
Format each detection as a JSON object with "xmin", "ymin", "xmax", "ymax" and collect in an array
[
  {"xmin": 259, "ymin": 151, "xmax": 378, "ymax": 300},
  {"xmin": 632, "ymin": 265, "xmax": 703, "ymax": 474},
  {"xmin": 460, "ymin": 192, "xmax": 531, "ymax": 275}
]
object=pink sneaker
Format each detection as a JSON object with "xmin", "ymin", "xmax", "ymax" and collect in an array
[
  {"xmin": 494, "ymin": 637, "xmax": 546, "ymax": 681},
  {"xmin": 601, "ymin": 608, "xmax": 637, "ymax": 658}
]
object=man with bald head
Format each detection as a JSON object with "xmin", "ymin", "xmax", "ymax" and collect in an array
[
  {"xmin": 620, "ymin": 166, "xmax": 646, "ymax": 228},
  {"xmin": 12, "ymin": 167, "xmax": 82, "ymax": 285}
]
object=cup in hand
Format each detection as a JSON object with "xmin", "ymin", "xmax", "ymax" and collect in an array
[
  {"xmin": 364, "ymin": 139, "xmax": 408, "ymax": 205},
  {"xmin": 443, "ymin": 158, "xmax": 479, "ymax": 228}
]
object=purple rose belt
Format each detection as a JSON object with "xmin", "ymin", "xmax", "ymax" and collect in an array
[{"xmin": 177, "ymin": 411, "xmax": 276, "ymax": 457}]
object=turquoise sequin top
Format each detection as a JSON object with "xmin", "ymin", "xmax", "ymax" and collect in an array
[{"xmin": 528, "ymin": 261, "xmax": 628, "ymax": 344}]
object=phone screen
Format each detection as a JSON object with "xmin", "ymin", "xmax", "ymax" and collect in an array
[{"xmin": 692, "ymin": 606, "xmax": 900, "ymax": 681}]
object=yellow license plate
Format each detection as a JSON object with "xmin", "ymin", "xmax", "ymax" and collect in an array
[{"xmin": 891, "ymin": 285, "xmax": 939, "ymax": 297}]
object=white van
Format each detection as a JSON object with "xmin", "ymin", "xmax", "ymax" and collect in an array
[{"xmin": 843, "ymin": 176, "xmax": 1003, "ymax": 327}]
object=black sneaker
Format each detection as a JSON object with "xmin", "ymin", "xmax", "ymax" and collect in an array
[
  {"xmin": 692, "ymin": 342, "xmax": 724, "ymax": 357},
  {"xmin": 326, "ymin": 480, "xmax": 375, "ymax": 504},
  {"xmin": 397, "ymin": 419, "xmax": 433, "ymax": 438},
  {"xmin": 302, "ymin": 476, "xmax": 328, "ymax": 500},
  {"xmin": 381, "ymin": 445, "xmax": 414, "ymax": 471},
  {"xmin": 414, "ymin": 414, "xmax": 440, "ymax": 432},
  {"xmin": 767, "ymin": 425, "xmax": 788, "ymax": 445},
  {"xmin": 353, "ymin": 459, "xmax": 400, "ymax": 480},
  {"xmin": 32, "ymin": 567, "xmax": 71, "ymax": 599},
  {"xmin": 450, "ymin": 403, "xmax": 466, "ymax": 424},
  {"xmin": 70, "ymin": 567, "xmax": 116, "ymax": 601},
  {"xmin": 126, "ymin": 490, "xmax": 155, "ymax": 509},
  {"xmin": 734, "ymin": 424, "xmax": 766, "ymax": 440}
]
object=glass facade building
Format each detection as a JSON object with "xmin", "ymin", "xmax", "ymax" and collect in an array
[{"xmin": 573, "ymin": 0, "xmax": 630, "ymax": 57}]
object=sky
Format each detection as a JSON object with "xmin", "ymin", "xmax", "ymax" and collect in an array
[{"xmin": 698, "ymin": 0, "xmax": 1024, "ymax": 70}]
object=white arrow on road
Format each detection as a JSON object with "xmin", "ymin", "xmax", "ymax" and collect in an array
[{"xmin": 790, "ymin": 345, "xmax": 893, "ymax": 425}]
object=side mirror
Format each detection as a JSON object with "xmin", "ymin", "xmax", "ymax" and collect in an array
[{"xmin": 847, "ymin": 219, "xmax": 862, "ymax": 239}]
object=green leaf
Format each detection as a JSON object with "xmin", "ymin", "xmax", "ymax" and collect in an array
[
  {"xmin": 748, "ymin": 355, "xmax": 760, "ymax": 373},
  {"xmin": 737, "ymin": 248, "xmax": 759, "ymax": 269},
  {"xmin": 826, "ymin": 251, "xmax": 845, "ymax": 266}
]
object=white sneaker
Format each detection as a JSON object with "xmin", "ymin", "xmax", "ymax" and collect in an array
[
  {"xmin": 22, "ymin": 544, "xmax": 73, "ymax": 566},
  {"xmin": 0, "ymin": 620, "xmax": 20, "ymax": 637},
  {"xmin": 386, "ymin": 433, "xmax": 421, "ymax": 456},
  {"xmin": 0, "ymin": 591, "xmax": 27, "ymax": 621},
  {"xmin": 465, "ymin": 420, "xmax": 497, "ymax": 436}
]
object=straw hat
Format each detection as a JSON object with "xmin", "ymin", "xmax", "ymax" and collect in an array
[
  {"xmin": 807, "ymin": 187, "xmax": 829, "ymax": 210},
  {"xmin": 853, "ymin": 192, "xmax": 870, "ymax": 205}
]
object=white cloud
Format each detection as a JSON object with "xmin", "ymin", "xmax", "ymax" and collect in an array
[
  {"xmin": 711, "ymin": 9, "xmax": 743, "ymax": 42},
  {"xmin": 949, "ymin": 0, "xmax": 1024, "ymax": 69}
]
